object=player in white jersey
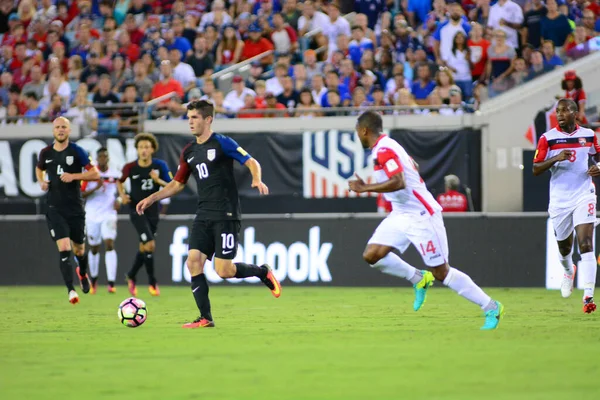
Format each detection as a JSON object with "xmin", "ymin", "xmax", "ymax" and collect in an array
[
  {"xmin": 533, "ymin": 99, "xmax": 599, "ymax": 313},
  {"xmin": 348, "ymin": 111, "xmax": 504, "ymax": 330},
  {"xmin": 82, "ymin": 147, "xmax": 120, "ymax": 294}
]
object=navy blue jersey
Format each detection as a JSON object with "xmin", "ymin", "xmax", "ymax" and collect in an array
[
  {"xmin": 174, "ymin": 133, "xmax": 251, "ymax": 220},
  {"xmin": 120, "ymin": 158, "xmax": 172, "ymax": 214},
  {"xmin": 36, "ymin": 142, "xmax": 92, "ymax": 213}
]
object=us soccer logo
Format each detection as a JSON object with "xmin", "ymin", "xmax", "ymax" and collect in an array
[{"xmin": 579, "ymin": 138, "xmax": 587, "ymax": 146}]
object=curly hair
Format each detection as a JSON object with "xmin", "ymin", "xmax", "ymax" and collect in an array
[
  {"xmin": 134, "ymin": 132, "xmax": 159, "ymax": 152},
  {"xmin": 561, "ymin": 77, "xmax": 582, "ymax": 90}
]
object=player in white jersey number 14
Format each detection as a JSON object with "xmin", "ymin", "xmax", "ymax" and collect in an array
[
  {"xmin": 533, "ymin": 98, "xmax": 599, "ymax": 313},
  {"xmin": 348, "ymin": 111, "xmax": 504, "ymax": 330},
  {"xmin": 82, "ymin": 148, "xmax": 120, "ymax": 294}
]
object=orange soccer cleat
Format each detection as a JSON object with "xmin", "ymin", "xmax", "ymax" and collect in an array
[
  {"xmin": 107, "ymin": 285, "xmax": 116, "ymax": 294},
  {"xmin": 148, "ymin": 284, "xmax": 160, "ymax": 297},
  {"xmin": 68, "ymin": 290, "xmax": 79, "ymax": 304},
  {"xmin": 182, "ymin": 317, "xmax": 215, "ymax": 328},
  {"xmin": 583, "ymin": 297, "xmax": 596, "ymax": 314},
  {"xmin": 260, "ymin": 264, "xmax": 282, "ymax": 298},
  {"xmin": 76, "ymin": 267, "xmax": 90, "ymax": 294},
  {"xmin": 126, "ymin": 275, "xmax": 137, "ymax": 296}
]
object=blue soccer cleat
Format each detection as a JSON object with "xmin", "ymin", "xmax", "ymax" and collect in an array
[
  {"xmin": 413, "ymin": 270, "xmax": 435, "ymax": 311},
  {"xmin": 481, "ymin": 301, "xmax": 504, "ymax": 330}
]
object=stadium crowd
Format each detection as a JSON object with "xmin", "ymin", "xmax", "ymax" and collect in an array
[{"xmin": 0, "ymin": 0, "xmax": 598, "ymax": 132}]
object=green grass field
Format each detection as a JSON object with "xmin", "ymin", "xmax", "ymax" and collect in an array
[{"xmin": 1, "ymin": 286, "xmax": 598, "ymax": 400}]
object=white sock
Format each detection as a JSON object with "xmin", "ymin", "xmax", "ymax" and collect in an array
[
  {"xmin": 559, "ymin": 250, "xmax": 574, "ymax": 275},
  {"xmin": 371, "ymin": 252, "xmax": 421, "ymax": 284},
  {"xmin": 579, "ymin": 252, "xmax": 596, "ymax": 299},
  {"xmin": 443, "ymin": 267, "xmax": 494, "ymax": 311},
  {"xmin": 89, "ymin": 251, "xmax": 100, "ymax": 278},
  {"xmin": 105, "ymin": 250, "xmax": 118, "ymax": 282}
]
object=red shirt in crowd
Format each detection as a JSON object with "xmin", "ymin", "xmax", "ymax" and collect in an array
[
  {"xmin": 241, "ymin": 38, "xmax": 274, "ymax": 61},
  {"xmin": 151, "ymin": 79, "xmax": 184, "ymax": 103},
  {"xmin": 436, "ymin": 190, "xmax": 468, "ymax": 212},
  {"xmin": 467, "ymin": 38, "xmax": 490, "ymax": 78}
]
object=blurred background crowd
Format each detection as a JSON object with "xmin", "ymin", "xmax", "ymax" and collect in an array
[{"xmin": 0, "ymin": 0, "xmax": 598, "ymax": 134}]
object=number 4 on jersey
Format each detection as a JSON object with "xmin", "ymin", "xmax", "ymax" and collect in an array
[{"xmin": 419, "ymin": 240, "xmax": 437, "ymax": 256}]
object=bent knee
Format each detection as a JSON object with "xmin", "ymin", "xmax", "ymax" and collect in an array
[
  {"xmin": 429, "ymin": 263, "xmax": 450, "ymax": 281},
  {"xmin": 579, "ymin": 242, "xmax": 594, "ymax": 254},
  {"xmin": 363, "ymin": 247, "xmax": 387, "ymax": 265}
]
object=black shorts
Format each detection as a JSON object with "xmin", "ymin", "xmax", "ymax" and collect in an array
[
  {"xmin": 130, "ymin": 212, "xmax": 159, "ymax": 244},
  {"xmin": 189, "ymin": 218, "xmax": 241, "ymax": 260},
  {"xmin": 46, "ymin": 207, "xmax": 86, "ymax": 244}
]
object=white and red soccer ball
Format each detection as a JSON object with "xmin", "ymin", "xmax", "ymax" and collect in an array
[{"xmin": 118, "ymin": 297, "xmax": 147, "ymax": 327}]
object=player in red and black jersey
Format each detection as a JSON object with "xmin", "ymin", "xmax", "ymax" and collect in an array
[
  {"xmin": 135, "ymin": 100, "xmax": 281, "ymax": 328},
  {"xmin": 35, "ymin": 117, "xmax": 100, "ymax": 304},
  {"xmin": 117, "ymin": 133, "xmax": 172, "ymax": 297}
]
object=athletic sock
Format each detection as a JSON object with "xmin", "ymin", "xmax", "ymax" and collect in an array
[
  {"xmin": 443, "ymin": 267, "xmax": 493, "ymax": 310},
  {"xmin": 144, "ymin": 252, "xmax": 156, "ymax": 286},
  {"xmin": 371, "ymin": 252, "xmax": 421, "ymax": 284},
  {"xmin": 580, "ymin": 252, "xmax": 597, "ymax": 299},
  {"xmin": 128, "ymin": 251, "xmax": 145, "ymax": 280},
  {"xmin": 88, "ymin": 251, "xmax": 100, "ymax": 278},
  {"xmin": 234, "ymin": 262, "xmax": 267, "ymax": 279},
  {"xmin": 559, "ymin": 250, "xmax": 575, "ymax": 275},
  {"xmin": 191, "ymin": 273, "xmax": 212, "ymax": 321},
  {"xmin": 105, "ymin": 250, "xmax": 117, "ymax": 283},
  {"xmin": 77, "ymin": 252, "xmax": 89, "ymax": 276},
  {"xmin": 59, "ymin": 250, "xmax": 76, "ymax": 292}
]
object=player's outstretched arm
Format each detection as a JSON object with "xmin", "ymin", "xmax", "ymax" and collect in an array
[
  {"xmin": 136, "ymin": 180, "xmax": 185, "ymax": 215},
  {"xmin": 349, "ymin": 172, "xmax": 405, "ymax": 194},
  {"xmin": 533, "ymin": 150, "xmax": 572, "ymax": 176},
  {"xmin": 245, "ymin": 157, "xmax": 269, "ymax": 195}
]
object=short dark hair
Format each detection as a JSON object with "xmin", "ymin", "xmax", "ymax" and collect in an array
[
  {"xmin": 357, "ymin": 110, "xmax": 383, "ymax": 135},
  {"xmin": 557, "ymin": 98, "xmax": 578, "ymax": 113},
  {"xmin": 97, "ymin": 147, "xmax": 108, "ymax": 155},
  {"xmin": 134, "ymin": 132, "xmax": 159, "ymax": 151},
  {"xmin": 124, "ymin": 83, "xmax": 137, "ymax": 92},
  {"xmin": 187, "ymin": 99, "xmax": 215, "ymax": 119},
  {"xmin": 24, "ymin": 91, "xmax": 38, "ymax": 101}
]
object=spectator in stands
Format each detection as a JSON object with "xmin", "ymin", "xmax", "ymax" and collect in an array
[
  {"xmin": 521, "ymin": 0, "xmax": 546, "ymax": 49},
  {"xmin": 282, "ymin": 0, "xmax": 301, "ymax": 31},
  {"xmin": 23, "ymin": 91, "xmax": 42, "ymax": 122},
  {"xmin": 487, "ymin": 0, "xmax": 524, "ymax": 50},
  {"xmin": 41, "ymin": 93, "xmax": 66, "ymax": 121},
  {"xmin": 271, "ymin": 12, "xmax": 298, "ymax": 55},
  {"xmin": 199, "ymin": 0, "xmax": 232, "ymax": 31},
  {"xmin": 199, "ymin": 78, "xmax": 216, "ymax": 101},
  {"xmin": 266, "ymin": 62, "xmax": 287, "ymax": 96},
  {"xmin": 298, "ymin": 0, "xmax": 329, "ymax": 37},
  {"xmin": 296, "ymin": 87, "xmax": 320, "ymax": 118},
  {"xmin": 80, "ymin": 52, "xmax": 109, "ymax": 91},
  {"xmin": 22, "ymin": 65, "xmax": 45, "ymax": 100},
  {"xmin": 310, "ymin": 74, "xmax": 327, "ymax": 105},
  {"xmin": 261, "ymin": 91, "xmax": 286, "ymax": 118},
  {"xmin": 541, "ymin": 40, "xmax": 564, "ymax": 68},
  {"xmin": 215, "ymin": 25, "xmax": 244, "ymax": 70},
  {"xmin": 292, "ymin": 64, "xmax": 308, "ymax": 91},
  {"xmin": 445, "ymin": 31, "xmax": 472, "ymax": 99},
  {"xmin": 5, "ymin": 103, "xmax": 20, "ymax": 124},
  {"xmin": 509, "ymin": 57, "xmax": 529, "ymax": 87},
  {"xmin": 486, "ymin": 29, "xmax": 516, "ymax": 97},
  {"xmin": 323, "ymin": 90, "xmax": 346, "ymax": 116},
  {"xmin": 323, "ymin": 69, "xmax": 351, "ymax": 106},
  {"xmin": 339, "ymin": 58, "xmax": 360, "ymax": 93},
  {"xmin": 394, "ymin": 88, "xmax": 418, "ymax": 115},
  {"xmin": 238, "ymin": 94, "xmax": 263, "ymax": 119},
  {"xmin": 411, "ymin": 63, "xmax": 436, "ymax": 105},
  {"xmin": 168, "ymin": 48, "xmax": 196, "ymax": 92},
  {"xmin": 349, "ymin": 25, "xmax": 374, "ymax": 67},
  {"xmin": 303, "ymin": 49, "xmax": 323, "ymax": 81},
  {"xmin": 434, "ymin": 2, "xmax": 471, "ymax": 66},
  {"xmin": 527, "ymin": 49, "xmax": 553, "ymax": 80},
  {"xmin": 131, "ymin": 60, "xmax": 153, "ymax": 102},
  {"xmin": 540, "ymin": 0, "xmax": 573, "ymax": 52},
  {"xmin": 581, "ymin": 9, "xmax": 599, "ymax": 37},
  {"xmin": 277, "ymin": 76, "xmax": 300, "ymax": 110},
  {"xmin": 110, "ymin": 53, "xmax": 133, "ymax": 92},
  {"xmin": 561, "ymin": 70, "xmax": 588, "ymax": 124},
  {"xmin": 93, "ymin": 74, "xmax": 120, "ymax": 104},
  {"xmin": 163, "ymin": 27, "xmax": 191, "ymax": 59},
  {"xmin": 210, "ymin": 90, "xmax": 228, "ymax": 118},
  {"xmin": 43, "ymin": 69, "xmax": 70, "ymax": 106},
  {"xmin": 150, "ymin": 60, "xmax": 184, "ymax": 111},
  {"xmin": 437, "ymin": 174, "xmax": 468, "ymax": 212},
  {"xmin": 467, "ymin": 23, "xmax": 490, "ymax": 84},
  {"xmin": 435, "ymin": 68, "xmax": 461, "ymax": 105},
  {"xmin": 565, "ymin": 26, "xmax": 592, "ymax": 56},
  {"xmin": 186, "ymin": 37, "xmax": 215, "ymax": 79},
  {"xmin": 0, "ymin": 71, "xmax": 13, "ymax": 106},
  {"xmin": 224, "ymin": 75, "xmax": 256, "ymax": 113},
  {"xmin": 8, "ymin": 84, "xmax": 27, "ymax": 114},
  {"xmin": 241, "ymin": 23, "xmax": 274, "ymax": 66}
]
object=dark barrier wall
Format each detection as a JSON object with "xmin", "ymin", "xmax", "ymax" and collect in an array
[
  {"xmin": 0, "ymin": 129, "xmax": 481, "ymax": 214},
  {"xmin": 1, "ymin": 214, "xmax": 552, "ymax": 287}
]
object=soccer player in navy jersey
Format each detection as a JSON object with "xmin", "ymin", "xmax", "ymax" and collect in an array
[
  {"xmin": 117, "ymin": 133, "xmax": 172, "ymax": 296},
  {"xmin": 36, "ymin": 117, "xmax": 101, "ymax": 304},
  {"xmin": 136, "ymin": 100, "xmax": 281, "ymax": 328}
]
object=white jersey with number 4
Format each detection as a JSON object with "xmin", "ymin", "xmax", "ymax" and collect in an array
[
  {"xmin": 84, "ymin": 168, "xmax": 121, "ymax": 222},
  {"xmin": 534, "ymin": 125, "xmax": 599, "ymax": 212},
  {"xmin": 372, "ymin": 135, "xmax": 442, "ymax": 216}
]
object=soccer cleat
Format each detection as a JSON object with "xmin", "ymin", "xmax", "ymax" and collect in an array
[
  {"xmin": 76, "ymin": 267, "xmax": 90, "ymax": 294},
  {"xmin": 126, "ymin": 275, "xmax": 137, "ymax": 296},
  {"xmin": 107, "ymin": 284, "xmax": 116, "ymax": 294},
  {"xmin": 68, "ymin": 290, "xmax": 79, "ymax": 304},
  {"xmin": 90, "ymin": 279, "xmax": 98, "ymax": 295},
  {"xmin": 260, "ymin": 264, "xmax": 281, "ymax": 298},
  {"xmin": 182, "ymin": 317, "xmax": 215, "ymax": 328},
  {"xmin": 583, "ymin": 297, "xmax": 597, "ymax": 314},
  {"xmin": 413, "ymin": 270, "xmax": 435, "ymax": 311},
  {"xmin": 481, "ymin": 301, "xmax": 504, "ymax": 330},
  {"xmin": 148, "ymin": 284, "xmax": 160, "ymax": 296},
  {"xmin": 560, "ymin": 265, "xmax": 577, "ymax": 298}
]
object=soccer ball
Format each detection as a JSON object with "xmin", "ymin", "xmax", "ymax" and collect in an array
[{"xmin": 118, "ymin": 297, "xmax": 147, "ymax": 327}]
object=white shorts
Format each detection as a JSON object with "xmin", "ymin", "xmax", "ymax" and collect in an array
[
  {"xmin": 550, "ymin": 198, "xmax": 597, "ymax": 241},
  {"xmin": 368, "ymin": 211, "xmax": 449, "ymax": 267},
  {"xmin": 86, "ymin": 215, "xmax": 118, "ymax": 246}
]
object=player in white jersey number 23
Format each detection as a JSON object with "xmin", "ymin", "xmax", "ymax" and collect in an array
[
  {"xmin": 533, "ymin": 98, "xmax": 599, "ymax": 313},
  {"xmin": 348, "ymin": 111, "xmax": 504, "ymax": 330}
]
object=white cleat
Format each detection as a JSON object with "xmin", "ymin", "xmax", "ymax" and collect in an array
[
  {"xmin": 69, "ymin": 290, "xmax": 80, "ymax": 304},
  {"xmin": 560, "ymin": 265, "xmax": 577, "ymax": 298}
]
